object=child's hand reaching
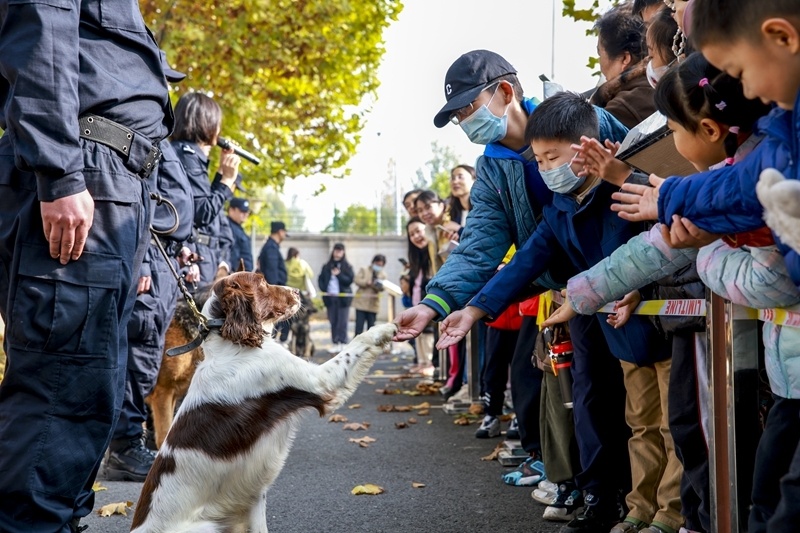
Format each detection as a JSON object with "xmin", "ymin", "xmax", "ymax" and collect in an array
[
  {"xmin": 611, "ymin": 174, "xmax": 664, "ymax": 221},
  {"xmin": 436, "ymin": 306, "xmax": 485, "ymax": 349},
  {"xmin": 606, "ymin": 290, "xmax": 641, "ymax": 329},
  {"xmin": 540, "ymin": 290, "xmax": 578, "ymax": 328},
  {"xmin": 571, "ymin": 136, "xmax": 632, "ymax": 187},
  {"xmin": 661, "ymin": 216, "xmax": 720, "ymax": 248}
]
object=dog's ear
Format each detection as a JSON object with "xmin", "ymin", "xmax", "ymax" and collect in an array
[{"xmin": 214, "ymin": 277, "xmax": 264, "ymax": 348}]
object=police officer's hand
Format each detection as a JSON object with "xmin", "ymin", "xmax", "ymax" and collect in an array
[
  {"xmin": 184, "ymin": 263, "xmax": 201, "ymax": 284},
  {"xmin": 137, "ymin": 275, "xmax": 151, "ymax": 295},
  {"xmin": 393, "ymin": 304, "xmax": 437, "ymax": 341},
  {"xmin": 218, "ymin": 149, "xmax": 241, "ymax": 190},
  {"xmin": 41, "ymin": 190, "xmax": 94, "ymax": 265}
]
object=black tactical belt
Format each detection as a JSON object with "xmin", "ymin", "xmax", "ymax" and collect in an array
[
  {"xmin": 78, "ymin": 115, "xmax": 161, "ymax": 179},
  {"xmin": 195, "ymin": 233, "xmax": 216, "ymax": 247}
]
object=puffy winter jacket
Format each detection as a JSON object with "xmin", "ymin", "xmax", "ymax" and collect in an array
[{"xmin": 422, "ymin": 100, "xmax": 629, "ymax": 318}]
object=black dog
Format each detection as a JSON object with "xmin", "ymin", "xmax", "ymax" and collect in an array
[{"xmin": 288, "ymin": 292, "xmax": 317, "ymax": 358}]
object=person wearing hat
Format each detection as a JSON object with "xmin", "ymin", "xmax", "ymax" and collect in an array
[
  {"xmin": 258, "ymin": 221, "xmax": 290, "ymax": 341},
  {"xmin": 102, "ymin": 55, "xmax": 196, "ymax": 484},
  {"xmin": 393, "ymin": 50, "xmax": 631, "ymax": 532},
  {"xmin": 227, "ymin": 197, "xmax": 253, "ymax": 271},
  {"xmin": 319, "ymin": 243, "xmax": 355, "ymax": 351}
]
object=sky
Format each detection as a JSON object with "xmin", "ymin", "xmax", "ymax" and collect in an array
[{"xmin": 281, "ymin": 0, "xmax": 614, "ymax": 233}]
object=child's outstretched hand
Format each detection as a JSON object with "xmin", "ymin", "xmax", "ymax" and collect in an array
[
  {"xmin": 611, "ymin": 174, "xmax": 664, "ymax": 221},
  {"xmin": 540, "ymin": 291, "xmax": 578, "ymax": 327},
  {"xmin": 661, "ymin": 216, "xmax": 720, "ymax": 249},
  {"xmin": 607, "ymin": 290, "xmax": 641, "ymax": 329},
  {"xmin": 571, "ymin": 136, "xmax": 631, "ymax": 187},
  {"xmin": 436, "ymin": 306, "xmax": 485, "ymax": 349}
]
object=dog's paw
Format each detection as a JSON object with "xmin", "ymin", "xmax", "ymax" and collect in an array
[{"xmin": 361, "ymin": 323, "xmax": 397, "ymax": 348}]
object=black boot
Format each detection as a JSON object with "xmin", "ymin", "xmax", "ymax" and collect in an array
[
  {"xmin": 69, "ymin": 518, "xmax": 88, "ymax": 532},
  {"xmin": 104, "ymin": 436, "xmax": 155, "ymax": 482}
]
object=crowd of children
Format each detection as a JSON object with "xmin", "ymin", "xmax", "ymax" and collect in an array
[{"xmin": 395, "ymin": 0, "xmax": 800, "ymax": 532}]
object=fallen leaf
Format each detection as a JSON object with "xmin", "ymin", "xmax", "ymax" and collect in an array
[
  {"xmin": 328, "ymin": 414, "xmax": 348, "ymax": 423},
  {"xmin": 349, "ymin": 436, "xmax": 377, "ymax": 447},
  {"xmin": 394, "ymin": 405, "xmax": 412, "ymax": 412},
  {"xmin": 427, "ymin": 420, "xmax": 433, "ymax": 424},
  {"xmin": 411, "ymin": 402, "xmax": 431, "ymax": 409},
  {"xmin": 394, "ymin": 421, "xmax": 408, "ymax": 429},
  {"xmin": 343, "ymin": 422, "xmax": 370, "ymax": 431},
  {"xmin": 347, "ymin": 404, "xmax": 362, "ymax": 410},
  {"xmin": 407, "ymin": 417, "xmax": 418, "ymax": 424},
  {"xmin": 377, "ymin": 404, "xmax": 395, "ymax": 412},
  {"xmin": 351, "ymin": 483, "xmax": 385, "ymax": 495},
  {"xmin": 499, "ymin": 413, "xmax": 514, "ymax": 422},
  {"xmin": 373, "ymin": 370, "xmax": 385, "ymax": 376},
  {"xmin": 412, "ymin": 482, "xmax": 426, "ymax": 488},
  {"xmin": 468, "ymin": 403, "xmax": 484, "ymax": 416},
  {"xmin": 92, "ymin": 481, "xmax": 107, "ymax": 492},
  {"xmin": 454, "ymin": 416, "xmax": 472, "ymax": 426},
  {"xmin": 97, "ymin": 501, "xmax": 133, "ymax": 517},
  {"xmin": 382, "ymin": 389, "xmax": 402, "ymax": 395},
  {"xmin": 481, "ymin": 442, "xmax": 505, "ymax": 462},
  {"xmin": 365, "ymin": 380, "xmax": 376, "ymax": 385},
  {"xmin": 402, "ymin": 390, "xmax": 421, "ymax": 396},
  {"xmin": 417, "ymin": 409, "xmax": 430, "ymax": 416}
]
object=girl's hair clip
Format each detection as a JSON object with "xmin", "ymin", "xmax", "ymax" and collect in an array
[
  {"xmin": 724, "ymin": 157, "xmax": 736, "ymax": 165},
  {"xmin": 729, "ymin": 126, "xmax": 740, "ymax": 134},
  {"xmin": 715, "ymin": 101, "xmax": 727, "ymax": 111},
  {"xmin": 698, "ymin": 78, "xmax": 710, "ymax": 87}
]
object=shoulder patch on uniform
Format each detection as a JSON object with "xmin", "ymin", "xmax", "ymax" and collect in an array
[{"xmin": 182, "ymin": 145, "xmax": 196, "ymax": 154}]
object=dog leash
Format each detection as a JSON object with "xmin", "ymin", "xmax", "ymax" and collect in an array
[{"xmin": 146, "ymin": 192, "xmax": 224, "ymax": 356}]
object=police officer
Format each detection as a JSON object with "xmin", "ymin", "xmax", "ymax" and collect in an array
[
  {"xmin": 102, "ymin": 57, "xmax": 195, "ymax": 482},
  {"xmin": 227, "ymin": 197, "xmax": 253, "ymax": 271},
  {"xmin": 0, "ymin": 1, "xmax": 172, "ymax": 531},
  {"xmin": 171, "ymin": 93, "xmax": 240, "ymax": 289}
]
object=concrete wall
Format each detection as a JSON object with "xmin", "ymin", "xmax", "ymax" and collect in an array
[{"xmin": 250, "ymin": 232, "xmax": 408, "ymax": 321}]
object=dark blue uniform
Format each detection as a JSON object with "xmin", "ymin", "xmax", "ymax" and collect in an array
[
  {"xmin": 0, "ymin": 0, "xmax": 172, "ymax": 530},
  {"xmin": 217, "ymin": 209, "xmax": 235, "ymax": 268},
  {"xmin": 228, "ymin": 216, "xmax": 253, "ymax": 271},
  {"xmin": 111, "ymin": 140, "xmax": 193, "ymax": 449},
  {"xmin": 173, "ymin": 140, "xmax": 233, "ymax": 287}
]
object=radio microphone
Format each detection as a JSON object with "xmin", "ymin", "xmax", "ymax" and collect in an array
[{"xmin": 217, "ymin": 137, "xmax": 261, "ymax": 165}]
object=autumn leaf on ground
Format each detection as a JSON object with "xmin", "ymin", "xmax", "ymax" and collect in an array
[
  {"xmin": 402, "ymin": 390, "xmax": 421, "ymax": 396},
  {"xmin": 499, "ymin": 413, "xmax": 514, "ymax": 422},
  {"xmin": 351, "ymin": 483, "xmax": 385, "ymax": 495},
  {"xmin": 454, "ymin": 415, "xmax": 472, "ymax": 426},
  {"xmin": 365, "ymin": 380, "xmax": 376, "ymax": 385},
  {"xmin": 407, "ymin": 417, "xmax": 418, "ymax": 424},
  {"xmin": 377, "ymin": 404, "xmax": 396, "ymax": 412},
  {"xmin": 412, "ymin": 482, "xmax": 426, "ymax": 488},
  {"xmin": 373, "ymin": 370, "xmax": 385, "ymax": 376},
  {"xmin": 97, "ymin": 501, "xmax": 133, "ymax": 517},
  {"xmin": 343, "ymin": 422, "xmax": 370, "ymax": 431},
  {"xmin": 427, "ymin": 420, "xmax": 433, "ymax": 424},
  {"xmin": 389, "ymin": 376, "xmax": 408, "ymax": 383},
  {"xmin": 415, "ymin": 382, "xmax": 443, "ymax": 395},
  {"xmin": 394, "ymin": 421, "xmax": 408, "ymax": 429},
  {"xmin": 394, "ymin": 405, "xmax": 412, "ymax": 412},
  {"xmin": 381, "ymin": 388, "xmax": 401, "ymax": 395},
  {"xmin": 349, "ymin": 436, "xmax": 377, "ymax": 448},
  {"xmin": 347, "ymin": 404, "xmax": 361, "ymax": 409},
  {"xmin": 481, "ymin": 442, "xmax": 505, "ymax": 462},
  {"xmin": 468, "ymin": 403, "xmax": 484, "ymax": 416},
  {"xmin": 411, "ymin": 402, "xmax": 431, "ymax": 410},
  {"xmin": 417, "ymin": 409, "xmax": 430, "ymax": 416},
  {"xmin": 92, "ymin": 481, "xmax": 107, "ymax": 492},
  {"xmin": 328, "ymin": 414, "xmax": 348, "ymax": 423}
]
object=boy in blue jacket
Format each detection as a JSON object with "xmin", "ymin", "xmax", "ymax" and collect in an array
[
  {"xmin": 612, "ymin": 0, "xmax": 800, "ymax": 284},
  {"xmin": 439, "ymin": 92, "xmax": 679, "ymax": 533}
]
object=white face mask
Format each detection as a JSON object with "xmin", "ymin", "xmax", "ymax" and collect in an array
[{"xmin": 646, "ymin": 60, "xmax": 669, "ymax": 88}]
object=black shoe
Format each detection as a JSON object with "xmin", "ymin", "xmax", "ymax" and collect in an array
[
  {"xmin": 506, "ymin": 417, "xmax": 520, "ymax": 440},
  {"xmin": 69, "ymin": 518, "xmax": 88, "ymax": 532},
  {"xmin": 559, "ymin": 492, "xmax": 624, "ymax": 533},
  {"xmin": 104, "ymin": 437, "xmax": 156, "ymax": 482}
]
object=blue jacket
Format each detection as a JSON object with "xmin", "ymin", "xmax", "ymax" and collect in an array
[
  {"xmin": 227, "ymin": 217, "xmax": 252, "ymax": 271},
  {"xmin": 657, "ymin": 93, "xmax": 800, "ymax": 284},
  {"xmin": 422, "ymin": 100, "xmax": 629, "ymax": 318},
  {"xmin": 472, "ymin": 180, "xmax": 669, "ymax": 366},
  {"xmin": 258, "ymin": 236, "xmax": 287, "ymax": 286}
]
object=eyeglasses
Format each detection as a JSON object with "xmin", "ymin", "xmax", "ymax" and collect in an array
[{"xmin": 449, "ymin": 82, "xmax": 500, "ymax": 125}]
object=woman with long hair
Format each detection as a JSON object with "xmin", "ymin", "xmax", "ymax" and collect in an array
[
  {"xmin": 406, "ymin": 218, "xmax": 435, "ymax": 376},
  {"xmin": 318, "ymin": 243, "xmax": 354, "ymax": 351}
]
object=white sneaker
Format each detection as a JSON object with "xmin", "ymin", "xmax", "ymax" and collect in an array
[
  {"xmin": 531, "ymin": 479, "xmax": 558, "ymax": 504},
  {"xmin": 450, "ymin": 387, "xmax": 470, "ymax": 402},
  {"xmin": 475, "ymin": 415, "xmax": 501, "ymax": 438}
]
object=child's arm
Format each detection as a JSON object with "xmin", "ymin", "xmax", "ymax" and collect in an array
[
  {"xmin": 572, "ymin": 136, "xmax": 633, "ymax": 187},
  {"xmin": 567, "ymin": 224, "xmax": 697, "ymax": 314},
  {"xmin": 697, "ymin": 240, "xmax": 800, "ymax": 308}
]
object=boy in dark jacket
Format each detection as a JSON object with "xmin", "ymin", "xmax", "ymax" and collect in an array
[{"xmin": 439, "ymin": 92, "xmax": 679, "ymax": 533}]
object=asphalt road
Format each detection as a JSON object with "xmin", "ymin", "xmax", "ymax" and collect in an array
[{"xmin": 82, "ymin": 322, "xmax": 565, "ymax": 533}]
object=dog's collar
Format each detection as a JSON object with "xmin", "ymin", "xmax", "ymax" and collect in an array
[{"xmin": 166, "ymin": 318, "xmax": 226, "ymax": 357}]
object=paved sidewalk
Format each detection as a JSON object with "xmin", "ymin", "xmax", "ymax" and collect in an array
[{"xmin": 82, "ymin": 321, "xmax": 564, "ymax": 533}]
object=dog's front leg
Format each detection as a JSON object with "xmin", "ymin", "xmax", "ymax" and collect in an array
[
  {"xmin": 247, "ymin": 491, "xmax": 268, "ymax": 533},
  {"xmin": 317, "ymin": 323, "xmax": 396, "ymax": 411}
]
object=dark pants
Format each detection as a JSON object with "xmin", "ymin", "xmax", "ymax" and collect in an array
[
  {"xmin": 113, "ymin": 246, "xmax": 179, "ymax": 443},
  {"xmin": 540, "ymin": 371, "xmax": 580, "ymax": 484},
  {"xmin": 327, "ymin": 303, "xmax": 350, "ymax": 344},
  {"xmin": 481, "ymin": 326, "xmax": 518, "ymax": 416},
  {"xmin": 0, "ymin": 139, "xmax": 149, "ymax": 532},
  {"xmin": 193, "ymin": 240, "xmax": 218, "ymax": 290},
  {"xmin": 355, "ymin": 309, "xmax": 376, "ymax": 335},
  {"xmin": 569, "ymin": 314, "xmax": 631, "ymax": 498},
  {"xmin": 278, "ymin": 320, "xmax": 290, "ymax": 342},
  {"xmin": 669, "ymin": 332, "xmax": 710, "ymax": 532},
  {"xmin": 750, "ymin": 395, "xmax": 800, "ymax": 533},
  {"xmin": 510, "ymin": 316, "xmax": 543, "ymax": 454}
]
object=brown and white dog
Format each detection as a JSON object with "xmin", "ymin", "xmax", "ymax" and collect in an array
[{"xmin": 130, "ymin": 272, "xmax": 396, "ymax": 533}]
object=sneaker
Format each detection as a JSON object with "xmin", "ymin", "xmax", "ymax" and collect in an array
[
  {"xmin": 640, "ymin": 524, "xmax": 676, "ymax": 533},
  {"xmin": 450, "ymin": 387, "xmax": 470, "ymax": 402},
  {"xmin": 475, "ymin": 415, "xmax": 501, "ymax": 438},
  {"xmin": 506, "ymin": 416, "xmax": 520, "ymax": 440},
  {"xmin": 502, "ymin": 455, "xmax": 546, "ymax": 486},
  {"xmin": 104, "ymin": 437, "xmax": 156, "ymax": 482},
  {"xmin": 609, "ymin": 518, "xmax": 648, "ymax": 532},
  {"xmin": 532, "ymin": 479, "xmax": 559, "ymax": 504},
  {"xmin": 560, "ymin": 492, "xmax": 625, "ymax": 533},
  {"xmin": 543, "ymin": 483, "xmax": 584, "ymax": 522}
]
